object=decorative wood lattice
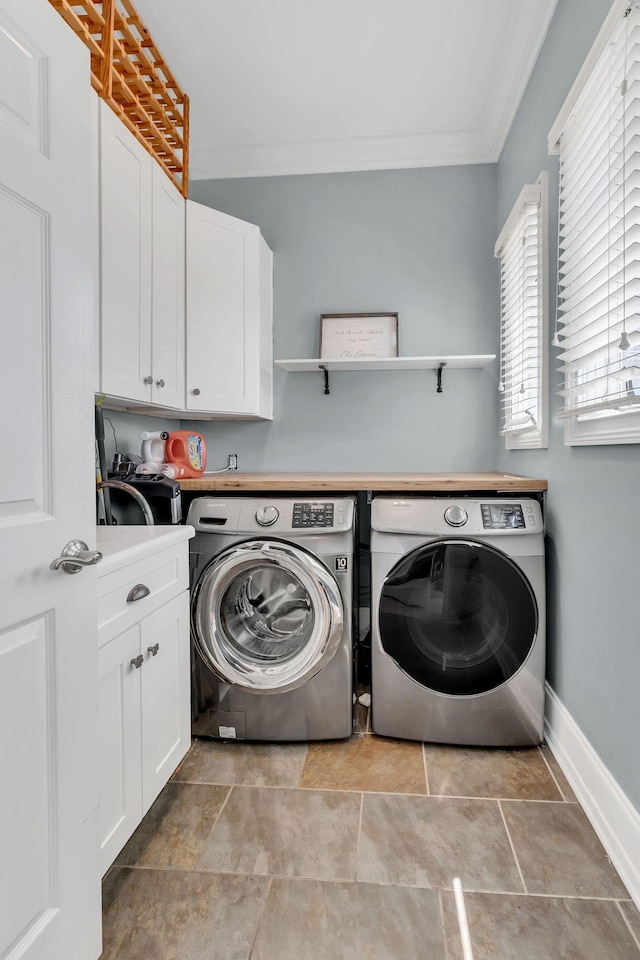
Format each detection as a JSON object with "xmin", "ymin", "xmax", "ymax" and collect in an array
[{"xmin": 49, "ymin": 0, "xmax": 189, "ymax": 196}]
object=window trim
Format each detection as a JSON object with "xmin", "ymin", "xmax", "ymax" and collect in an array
[
  {"xmin": 549, "ymin": 0, "xmax": 640, "ymax": 446},
  {"xmin": 494, "ymin": 172, "xmax": 549, "ymax": 450}
]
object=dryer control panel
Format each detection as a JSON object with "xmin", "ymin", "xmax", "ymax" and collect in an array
[
  {"xmin": 292, "ymin": 502, "xmax": 335, "ymax": 527},
  {"xmin": 481, "ymin": 503, "xmax": 526, "ymax": 530}
]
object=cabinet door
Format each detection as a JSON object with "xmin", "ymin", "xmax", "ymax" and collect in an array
[
  {"xmin": 151, "ymin": 162, "xmax": 185, "ymax": 408},
  {"xmin": 186, "ymin": 201, "xmax": 271, "ymax": 415},
  {"xmin": 140, "ymin": 592, "xmax": 190, "ymax": 813},
  {"xmin": 100, "ymin": 101, "xmax": 153, "ymax": 402},
  {"xmin": 98, "ymin": 625, "xmax": 143, "ymax": 874}
]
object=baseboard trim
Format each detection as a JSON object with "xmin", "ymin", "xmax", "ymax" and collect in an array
[{"xmin": 544, "ymin": 682, "xmax": 640, "ymax": 908}]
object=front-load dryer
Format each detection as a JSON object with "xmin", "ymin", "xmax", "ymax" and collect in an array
[
  {"xmin": 187, "ymin": 496, "xmax": 355, "ymax": 741},
  {"xmin": 371, "ymin": 496, "xmax": 545, "ymax": 746}
]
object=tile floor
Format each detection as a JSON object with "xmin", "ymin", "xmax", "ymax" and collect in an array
[{"xmin": 100, "ymin": 709, "xmax": 640, "ymax": 960}]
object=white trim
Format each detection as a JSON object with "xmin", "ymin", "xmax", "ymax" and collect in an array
[
  {"xmin": 494, "ymin": 182, "xmax": 541, "ymax": 257},
  {"xmin": 544, "ymin": 682, "xmax": 640, "ymax": 909},
  {"xmin": 548, "ymin": 0, "xmax": 631, "ymax": 153}
]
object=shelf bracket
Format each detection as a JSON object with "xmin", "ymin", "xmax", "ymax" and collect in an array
[
  {"xmin": 435, "ymin": 362, "xmax": 447, "ymax": 393},
  {"xmin": 319, "ymin": 364, "xmax": 330, "ymax": 395}
]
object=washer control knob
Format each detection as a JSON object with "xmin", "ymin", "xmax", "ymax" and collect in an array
[
  {"xmin": 256, "ymin": 505, "xmax": 279, "ymax": 526},
  {"xmin": 444, "ymin": 505, "xmax": 468, "ymax": 527}
]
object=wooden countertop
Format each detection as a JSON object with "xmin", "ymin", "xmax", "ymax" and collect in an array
[{"xmin": 179, "ymin": 472, "xmax": 547, "ymax": 492}]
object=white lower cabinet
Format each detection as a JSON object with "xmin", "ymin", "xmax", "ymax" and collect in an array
[{"xmin": 97, "ymin": 532, "xmax": 191, "ymax": 873}]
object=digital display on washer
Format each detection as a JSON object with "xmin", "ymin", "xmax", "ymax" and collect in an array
[
  {"xmin": 481, "ymin": 503, "xmax": 526, "ymax": 530},
  {"xmin": 292, "ymin": 502, "xmax": 334, "ymax": 527}
]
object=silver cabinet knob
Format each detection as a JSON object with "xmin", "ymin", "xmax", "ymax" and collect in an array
[
  {"xmin": 147, "ymin": 643, "xmax": 160, "ymax": 657},
  {"xmin": 130, "ymin": 655, "xmax": 144, "ymax": 669},
  {"xmin": 50, "ymin": 539, "xmax": 103, "ymax": 574},
  {"xmin": 144, "ymin": 375, "xmax": 153, "ymax": 385},
  {"xmin": 156, "ymin": 379, "xmax": 165, "ymax": 388},
  {"xmin": 192, "ymin": 387, "xmax": 201, "ymax": 396}
]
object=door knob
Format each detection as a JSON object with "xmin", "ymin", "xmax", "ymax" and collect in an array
[{"xmin": 50, "ymin": 539, "xmax": 103, "ymax": 574}]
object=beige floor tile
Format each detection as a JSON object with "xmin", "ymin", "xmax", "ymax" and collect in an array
[
  {"xmin": 172, "ymin": 737, "xmax": 308, "ymax": 787},
  {"xmin": 441, "ymin": 891, "xmax": 640, "ymax": 960},
  {"xmin": 300, "ymin": 735, "xmax": 426, "ymax": 794},
  {"xmin": 538, "ymin": 741, "xmax": 578, "ymax": 801},
  {"xmin": 115, "ymin": 782, "xmax": 230, "ymax": 870},
  {"xmin": 357, "ymin": 793, "xmax": 523, "ymax": 892},
  {"xmin": 197, "ymin": 786, "xmax": 361, "ymax": 880},
  {"xmin": 424, "ymin": 744, "xmax": 562, "ymax": 800},
  {"xmin": 252, "ymin": 878, "xmax": 446, "ymax": 960},
  {"xmin": 502, "ymin": 800, "xmax": 629, "ymax": 897},
  {"xmin": 100, "ymin": 867, "xmax": 269, "ymax": 960}
]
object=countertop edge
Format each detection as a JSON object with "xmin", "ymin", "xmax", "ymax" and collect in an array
[
  {"xmin": 97, "ymin": 524, "xmax": 195, "ymax": 577},
  {"xmin": 179, "ymin": 472, "xmax": 548, "ymax": 493}
]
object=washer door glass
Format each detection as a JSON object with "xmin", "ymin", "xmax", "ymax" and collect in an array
[
  {"xmin": 379, "ymin": 539, "xmax": 538, "ymax": 696},
  {"xmin": 193, "ymin": 539, "xmax": 344, "ymax": 693}
]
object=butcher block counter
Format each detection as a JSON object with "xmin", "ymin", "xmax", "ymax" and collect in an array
[{"xmin": 179, "ymin": 472, "xmax": 547, "ymax": 493}]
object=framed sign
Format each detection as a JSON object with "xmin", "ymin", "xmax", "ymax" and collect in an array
[{"xmin": 319, "ymin": 313, "xmax": 399, "ymax": 360}]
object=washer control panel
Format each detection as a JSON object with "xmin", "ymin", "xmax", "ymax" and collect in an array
[
  {"xmin": 292, "ymin": 502, "xmax": 334, "ymax": 527},
  {"xmin": 481, "ymin": 503, "xmax": 526, "ymax": 530}
]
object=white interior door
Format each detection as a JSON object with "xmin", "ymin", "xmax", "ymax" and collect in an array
[{"xmin": 0, "ymin": 1, "xmax": 101, "ymax": 958}]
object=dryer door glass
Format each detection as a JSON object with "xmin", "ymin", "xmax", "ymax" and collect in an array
[
  {"xmin": 378, "ymin": 539, "xmax": 538, "ymax": 696},
  {"xmin": 193, "ymin": 539, "xmax": 344, "ymax": 694}
]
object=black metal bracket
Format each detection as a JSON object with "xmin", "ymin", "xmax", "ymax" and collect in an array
[
  {"xmin": 319, "ymin": 364, "xmax": 330, "ymax": 394},
  {"xmin": 435, "ymin": 362, "xmax": 446, "ymax": 393}
]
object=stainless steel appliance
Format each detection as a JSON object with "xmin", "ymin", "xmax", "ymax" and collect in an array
[
  {"xmin": 188, "ymin": 496, "xmax": 356, "ymax": 741},
  {"xmin": 370, "ymin": 497, "xmax": 545, "ymax": 746}
]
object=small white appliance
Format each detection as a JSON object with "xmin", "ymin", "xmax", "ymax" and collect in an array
[
  {"xmin": 370, "ymin": 496, "xmax": 545, "ymax": 746},
  {"xmin": 187, "ymin": 496, "xmax": 355, "ymax": 741}
]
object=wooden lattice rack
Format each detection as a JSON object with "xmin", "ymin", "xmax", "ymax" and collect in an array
[{"xmin": 49, "ymin": 0, "xmax": 189, "ymax": 196}]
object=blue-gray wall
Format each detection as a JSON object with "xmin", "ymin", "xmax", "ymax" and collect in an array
[
  {"xmin": 187, "ymin": 166, "xmax": 499, "ymax": 472},
  {"xmin": 497, "ymin": 0, "xmax": 640, "ymax": 813}
]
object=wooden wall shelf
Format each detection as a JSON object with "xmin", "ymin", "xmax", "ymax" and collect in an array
[{"xmin": 275, "ymin": 355, "xmax": 496, "ymax": 394}]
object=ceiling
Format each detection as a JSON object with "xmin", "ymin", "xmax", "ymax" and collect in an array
[{"xmin": 133, "ymin": 0, "xmax": 559, "ymax": 181}]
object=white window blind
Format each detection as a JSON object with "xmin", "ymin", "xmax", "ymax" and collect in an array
[
  {"xmin": 494, "ymin": 174, "xmax": 547, "ymax": 449},
  {"xmin": 550, "ymin": 1, "xmax": 640, "ymax": 443}
]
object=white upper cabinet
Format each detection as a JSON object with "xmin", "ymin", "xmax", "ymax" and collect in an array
[
  {"xmin": 151, "ymin": 161, "xmax": 186, "ymax": 408},
  {"xmin": 99, "ymin": 101, "xmax": 185, "ymax": 408},
  {"xmin": 185, "ymin": 201, "xmax": 273, "ymax": 419}
]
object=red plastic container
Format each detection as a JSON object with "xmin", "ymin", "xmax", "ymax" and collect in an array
[{"xmin": 165, "ymin": 431, "xmax": 207, "ymax": 479}]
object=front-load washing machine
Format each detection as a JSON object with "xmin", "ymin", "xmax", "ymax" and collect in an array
[
  {"xmin": 371, "ymin": 496, "xmax": 545, "ymax": 746},
  {"xmin": 187, "ymin": 496, "xmax": 355, "ymax": 741}
]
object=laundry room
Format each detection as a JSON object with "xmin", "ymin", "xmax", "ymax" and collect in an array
[{"xmin": 2, "ymin": 0, "xmax": 640, "ymax": 958}]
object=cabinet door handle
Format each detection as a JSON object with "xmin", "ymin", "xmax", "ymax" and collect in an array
[
  {"xmin": 143, "ymin": 375, "xmax": 153, "ymax": 385},
  {"xmin": 130, "ymin": 655, "xmax": 144, "ymax": 669},
  {"xmin": 147, "ymin": 643, "xmax": 160, "ymax": 657},
  {"xmin": 192, "ymin": 387, "xmax": 201, "ymax": 396},
  {"xmin": 156, "ymin": 379, "xmax": 165, "ymax": 388},
  {"xmin": 127, "ymin": 583, "xmax": 150, "ymax": 603}
]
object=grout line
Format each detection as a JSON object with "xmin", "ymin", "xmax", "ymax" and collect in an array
[
  {"xmin": 498, "ymin": 800, "xmax": 528, "ymax": 894},
  {"xmin": 438, "ymin": 888, "xmax": 452, "ymax": 960},
  {"xmin": 537, "ymin": 742, "xmax": 569, "ymax": 801},
  {"xmin": 616, "ymin": 900, "xmax": 640, "ymax": 954},
  {"xmin": 247, "ymin": 876, "xmax": 273, "ymax": 960},
  {"xmin": 109, "ymin": 863, "xmax": 638, "ymax": 902},
  {"xmin": 422, "ymin": 742, "xmax": 431, "ymax": 796},
  {"xmin": 353, "ymin": 792, "xmax": 365, "ymax": 880}
]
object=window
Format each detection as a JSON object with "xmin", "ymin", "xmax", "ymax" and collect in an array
[
  {"xmin": 549, "ymin": 0, "xmax": 640, "ymax": 445},
  {"xmin": 495, "ymin": 173, "xmax": 548, "ymax": 449}
]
